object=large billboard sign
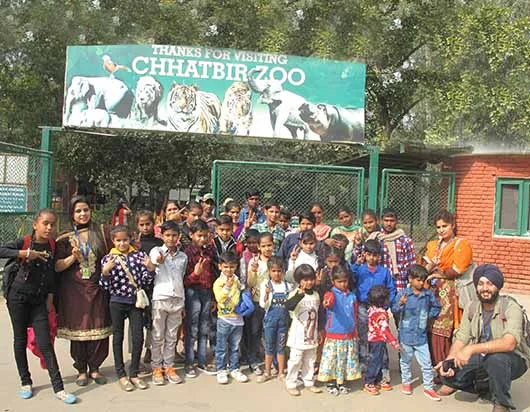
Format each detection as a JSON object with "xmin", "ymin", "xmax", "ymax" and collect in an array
[{"xmin": 63, "ymin": 45, "xmax": 366, "ymax": 143}]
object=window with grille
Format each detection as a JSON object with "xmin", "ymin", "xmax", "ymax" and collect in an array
[{"xmin": 494, "ymin": 178, "xmax": 530, "ymax": 237}]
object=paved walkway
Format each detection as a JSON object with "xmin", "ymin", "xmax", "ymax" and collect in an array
[{"xmin": 1, "ymin": 294, "xmax": 530, "ymax": 411}]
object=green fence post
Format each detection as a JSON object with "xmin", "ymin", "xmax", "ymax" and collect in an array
[
  {"xmin": 39, "ymin": 127, "xmax": 51, "ymax": 209},
  {"xmin": 212, "ymin": 160, "xmax": 219, "ymax": 217},
  {"xmin": 367, "ymin": 145, "xmax": 380, "ymax": 211}
]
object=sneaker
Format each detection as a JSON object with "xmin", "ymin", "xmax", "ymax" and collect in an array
[
  {"xmin": 286, "ymin": 387, "xmax": 301, "ymax": 396},
  {"xmin": 327, "ymin": 384, "xmax": 339, "ymax": 396},
  {"xmin": 165, "ymin": 367, "xmax": 183, "ymax": 384},
  {"xmin": 338, "ymin": 385, "xmax": 350, "ymax": 395},
  {"xmin": 152, "ymin": 368, "xmax": 165, "ymax": 385},
  {"xmin": 217, "ymin": 370, "xmax": 229, "ymax": 384},
  {"xmin": 424, "ymin": 388, "xmax": 441, "ymax": 401},
  {"xmin": 251, "ymin": 364, "xmax": 263, "ymax": 376},
  {"xmin": 363, "ymin": 384, "xmax": 380, "ymax": 395},
  {"xmin": 185, "ymin": 365, "xmax": 197, "ymax": 378},
  {"xmin": 19, "ymin": 385, "xmax": 33, "ymax": 399},
  {"xmin": 379, "ymin": 381, "xmax": 393, "ymax": 391},
  {"xmin": 306, "ymin": 385, "xmax": 323, "ymax": 393},
  {"xmin": 230, "ymin": 369, "xmax": 249, "ymax": 383},
  {"xmin": 197, "ymin": 364, "xmax": 218, "ymax": 375},
  {"xmin": 402, "ymin": 383, "xmax": 413, "ymax": 395},
  {"xmin": 55, "ymin": 390, "xmax": 77, "ymax": 404}
]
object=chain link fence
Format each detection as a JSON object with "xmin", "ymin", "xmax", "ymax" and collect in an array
[
  {"xmin": 0, "ymin": 141, "xmax": 52, "ymax": 243},
  {"xmin": 380, "ymin": 168, "xmax": 456, "ymax": 253},
  {"xmin": 212, "ymin": 160, "xmax": 365, "ymax": 225}
]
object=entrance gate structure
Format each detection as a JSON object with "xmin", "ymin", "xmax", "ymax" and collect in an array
[
  {"xmin": 212, "ymin": 160, "xmax": 365, "ymax": 225},
  {"xmin": 380, "ymin": 168, "xmax": 456, "ymax": 249}
]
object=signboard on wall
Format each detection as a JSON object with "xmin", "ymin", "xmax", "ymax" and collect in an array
[
  {"xmin": 63, "ymin": 45, "xmax": 366, "ymax": 143},
  {"xmin": 0, "ymin": 185, "xmax": 27, "ymax": 212}
]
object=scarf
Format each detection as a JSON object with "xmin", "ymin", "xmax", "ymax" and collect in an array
[
  {"xmin": 335, "ymin": 224, "xmax": 358, "ymax": 233},
  {"xmin": 109, "ymin": 246, "xmax": 136, "ymax": 256},
  {"xmin": 368, "ymin": 228, "xmax": 406, "ymax": 276}
]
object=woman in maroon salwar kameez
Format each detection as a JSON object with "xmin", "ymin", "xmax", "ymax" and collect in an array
[{"xmin": 55, "ymin": 196, "xmax": 112, "ymax": 386}]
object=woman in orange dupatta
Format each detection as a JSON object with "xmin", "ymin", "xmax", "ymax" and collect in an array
[{"xmin": 423, "ymin": 209, "xmax": 472, "ymax": 367}]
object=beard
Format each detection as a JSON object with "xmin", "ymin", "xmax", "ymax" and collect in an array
[{"xmin": 478, "ymin": 289, "xmax": 500, "ymax": 305}]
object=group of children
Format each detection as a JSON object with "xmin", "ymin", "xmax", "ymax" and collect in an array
[
  {"xmin": 98, "ymin": 197, "xmax": 443, "ymax": 401},
  {"xmin": 3, "ymin": 197, "xmax": 443, "ymax": 402}
]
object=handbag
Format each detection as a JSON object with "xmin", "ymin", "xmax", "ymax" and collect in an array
[{"xmin": 115, "ymin": 255, "xmax": 150, "ymax": 309}]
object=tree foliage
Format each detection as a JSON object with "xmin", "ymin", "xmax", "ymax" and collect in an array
[{"xmin": 0, "ymin": 0, "xmax": 528, "ymax": 203}]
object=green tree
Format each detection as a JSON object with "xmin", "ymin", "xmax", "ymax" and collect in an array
[
  {"xmin": 1, "ymin": 0, "xmax": 528, "ymax": 184},
  {"xmin": 425, "ymin": 2, "xmax": 530, "ymax": 145}
]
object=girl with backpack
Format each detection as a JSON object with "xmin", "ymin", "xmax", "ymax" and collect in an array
[{"xmin": 0, "ymin": 209, "xmax": 76, "ymax": 404}]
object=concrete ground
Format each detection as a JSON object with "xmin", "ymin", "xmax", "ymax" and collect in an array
[{"xmin": 1, "ymin": 294, "xmax": 530, "ymax": 412}]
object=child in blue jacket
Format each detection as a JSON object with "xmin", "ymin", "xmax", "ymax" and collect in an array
[
  {"xmin": 392, "ymin": 264, "xmax": 441, "ymax": 401},
  {"xmin": 350, "ymin": 239, "xmax": 396, "ymax": 374},
  {"xmin": 317, "ymin": 266, "xmax": 361, "ymax": 395}
]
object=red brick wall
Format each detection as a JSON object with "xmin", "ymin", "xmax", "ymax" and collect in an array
[{"xmin": 446, "ymin": 155, "xmax": 530, "ymax": 293}]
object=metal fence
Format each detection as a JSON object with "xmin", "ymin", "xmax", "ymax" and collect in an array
[
  {"xmin": 0, "ymin": 141, "xmax": 52, "ymax": 243},
  {"xmin": 380, "ymin": 168, "xmax": 456, "ymax": 252},
  {"xmin": 212, "ymin": 160, "xmax": 365, "ymax": 224}
]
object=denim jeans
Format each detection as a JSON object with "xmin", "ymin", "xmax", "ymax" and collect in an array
[
  {"xmin": 400, "ymin": 342, "xmax": 434, "ymax": 390},
  {"xmin": 109, "ymin": 301, "xmax": 144, "ymax": 378},
  {"xmin": 7, "ymin": 288, "xmax": 64, "ymax": 392},
  {"xmin": 244, "ymin": 305, "xmax": 264, "ymax": 367},
  {"xmin": 184, "ymin": 288, "xmax": 211, "ymax": 366},
  {"xmin": 364, "ymin": 341, "xmax": 387, "ymax": 385},
  {"xmin": 215, "ymin": 319, "xmax": 243, "ymax": 372},
  {"xmin": 441, "ymin": 352, "xmax": 527, "ymax": 410},
  {"xmin": 263, "ymin": 306, "xmax": 288, "ymax": 355},
  {"xmin": 358, "ymin": 304, "xmax": 389, "ymax": 374}
]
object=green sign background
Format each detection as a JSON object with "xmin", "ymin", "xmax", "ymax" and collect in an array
[{"xmin": 63, "ymin": 45, "xmax": 366, "ymax": 143}]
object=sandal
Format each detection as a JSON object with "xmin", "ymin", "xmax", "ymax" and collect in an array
[
  {"xmin": 130, "ymin": 377, "xmax": 148, "ymax": 390},
  {"xmin": 76, "ymin": 373, "xmax": 89, "ymax": 387},
  {"xmin": 119, "ymin": 377, "xmax": 135, "ymax": 392},
  {"xmin": 256, "ymin": 373, "xmax": 272, "ymax": 383}
]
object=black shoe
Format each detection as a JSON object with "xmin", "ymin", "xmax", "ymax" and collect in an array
[{"xmin": 89, "ymin": 371, "xmax": 107, "ymax": 385}]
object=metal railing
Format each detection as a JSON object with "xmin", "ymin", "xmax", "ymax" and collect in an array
[{"xmin": 212, "ymin": 160, "xmax": 365, "ymax": 223}]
